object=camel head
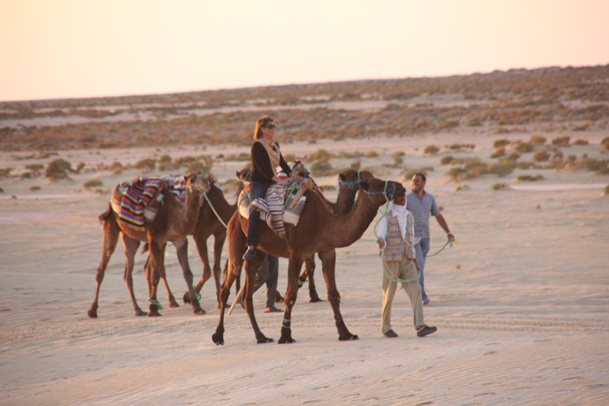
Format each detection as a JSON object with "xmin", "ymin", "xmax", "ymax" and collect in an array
[
  {"xmin": 185, "ymin": 172, "xmax": 212, "ymax": 195},
  {"xmin": 338, "ymin": 170, "xmax": 374, "ymax": 190},
  {"xmin": 359, "ymin": 177, "xmax": 406, "ymax": 206},
  {"xmin": 235, "ymin": 167, "xmax": 252, "ymax": 182}
]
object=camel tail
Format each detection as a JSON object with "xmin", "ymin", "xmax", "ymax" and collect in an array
[
  {"xmin": 141, "ymin": 243, "xmax": 150, "ymax": 254},
  {"xmin": 98, "ymin": 203, "xmax": 113, "ymax": 224}
]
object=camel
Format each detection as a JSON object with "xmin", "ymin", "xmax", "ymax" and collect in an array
[
  {"xmin": 87, "ymin": 172, "xmax": 211, "ymax": 318},
  {"xmin": 212, "ymin": 176, "xmax": 405, "ymax": 345},
  {"xmin": 219, "ymin": 169, "xmax": 372, "ymax": 305},
  {"xmin": 297, "ymin": 170, "xmax": 373, "ymax": 302},
  {"xmin": 181, "ymin": 170, "xmax": 248, "ymax": 306}
]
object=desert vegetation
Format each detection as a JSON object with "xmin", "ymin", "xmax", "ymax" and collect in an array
[{"xmin": 1, "ymin": 65, "xmax": 608, "ymax": 152}]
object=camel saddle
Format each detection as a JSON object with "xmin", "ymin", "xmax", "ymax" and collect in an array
[
  {"xmin": 238, "ymin": 178, "xmax": 315, "ymax": 238},
  {"xmin": 111, "ymin": 175, "xmax": 189, "ymax": 228}
]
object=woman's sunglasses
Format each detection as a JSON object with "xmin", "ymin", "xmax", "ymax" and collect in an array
[{"xmin": 264, "ymin": 123, "xmax": 277, "ymax": 129}]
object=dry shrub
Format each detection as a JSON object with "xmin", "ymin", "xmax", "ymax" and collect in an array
[
  {"xmin": 517, "ymin": 174, "xmax": 544, "ymax": 182},
  {"xmin": 532, "ymin": 150, "xmax": 551, "ymax": 162},
  {"xmin": 530, "ymin": 135, "xmax": 547, "ymax": 145},
  {"xmin": 572, "ymin": 139, "xmax": 588, "ymax": 145},
  {"xmin": 424, "ymin": 145, "xmax": 440, "ymax": 155},
  {"xmin": 552, "ymin": 136, "xmax": 571, "ymax": 146},
  {"xmin": 45, "ymin": 158, "xmax": 74, "ymax": 180},
  {"xmin": 491, "ymin": 183, "xmax": 508, "ymax": 190},
  {"xmin": 84, "ymin": 179, "xmax": 103, "ymax": 189},
  {"xmin": 493, "ymin": 139, "xmax": 510, "ymax": 148},
  {"xmin": 490, "ymin": 147, "xmax": 506, "ymax": 159},
  {"xmin": 135, "ymin": 158, "xmax": 156, "ymax": 171},
  {"xmin": 440, "ymin": 155, "xmax": 455, "ymax": 165}
]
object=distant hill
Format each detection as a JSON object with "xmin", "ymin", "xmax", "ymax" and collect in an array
[{"xmin": 1, "ymin": 65, "xmax": 608, "ymax": 152}]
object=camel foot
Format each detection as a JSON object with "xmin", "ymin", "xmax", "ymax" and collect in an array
[
  {"xmin": 168, "ymin": 297, "xmax": 180, "ymax": 308},
  {"xmin": 148, "ymin": 305, "xmax": 162, "ymax": 317},
  {"xmin": 278, "ymin": 330, "xmax": 295, "ymax": 344},
  {"xmin": 135, "ymin": 308, "xmax": 147, "ymax": 317},
  {"xmin": 309, "ymin": 291, "xmax": 322, "ymax": 303},
  {"xmin": 212, "ymin": 332, "xmax": 224, "ymax": 346},
  {"xmin": 182, "ymin": 292, "xmax": 191, "ymax": 305},
  {"xmin": 256, "ymin": 335, "xmax": 274, "ymax": 344},
  {"xmin": 193, "ymin": 307, "xmax": 206, "ymax": 315},
  {"xmin": 338, "ymin": 333, "xmax": 359, "ymax": 341},
  {"xmin": 87, "ymin": 304, "xmax": 98, "ymax": 318}
]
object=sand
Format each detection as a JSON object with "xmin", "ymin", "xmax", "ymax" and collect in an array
[{"xmin": 1, "ymin": 132, "xmax": 608, "ymax": 405}]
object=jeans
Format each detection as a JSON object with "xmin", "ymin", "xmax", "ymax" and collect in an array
[
  {"xmin": 414, "ymin": 237, "xmax": 430, "ymax": 300},
  {"xmin": 246, "ymin": 182, "xmax": 270, "ymax": 248}
]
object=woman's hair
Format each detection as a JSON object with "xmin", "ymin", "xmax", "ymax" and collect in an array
[{"xmin": 254, "ymin": 115, "xmax": 274, "ymax": 140}]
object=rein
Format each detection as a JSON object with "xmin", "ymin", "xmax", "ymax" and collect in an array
[{"xmin": 202, "ymin": 191, "xmax": 228, "ymax": 229}]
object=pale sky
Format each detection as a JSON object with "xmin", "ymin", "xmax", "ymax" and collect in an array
[{"xmin": 1, "ymin": 0, "xmax": 608, "ymax": 102}]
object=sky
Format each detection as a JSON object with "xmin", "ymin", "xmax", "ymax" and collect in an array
[{"xmin": 1, "ymin": 0, "xmax": 608, "ymax": 102}]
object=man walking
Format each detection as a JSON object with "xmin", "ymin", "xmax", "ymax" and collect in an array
[
  {"xmin": 406, "ymin": 173, "xmax": 455, "ymax": 305},
  {"xmin": 377, "ymin": 190, "xmax": 437, "ymax": 338}
]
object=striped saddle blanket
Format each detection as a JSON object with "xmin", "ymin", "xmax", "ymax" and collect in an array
[
  {"xmin": 111, "ymin": 176, "xmax": 188, "ymax": 228},
  {"xmin": 238, "ymin": 183, "xmax": 307, "ymax": 238}
]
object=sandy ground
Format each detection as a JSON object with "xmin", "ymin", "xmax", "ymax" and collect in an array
[{"xmin": 1, "ymin": 132, "xmax": 608, "ymax": 405}]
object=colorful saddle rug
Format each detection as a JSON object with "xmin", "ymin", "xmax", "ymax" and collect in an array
[
  {"xmin": 111, "ymin": 175, "xmax": 188, "ymax": 228},
  {"xmin": 238, "ymin": 181, "xmax": 309, "ymax": 238}
]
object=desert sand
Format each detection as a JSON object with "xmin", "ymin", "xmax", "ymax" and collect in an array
[{"xmin": 1, "ymin": 132, "xmax": 608, "ymax": 405}]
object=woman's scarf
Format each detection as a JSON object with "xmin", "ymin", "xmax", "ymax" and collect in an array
[{"xmin": 259, "ymin": 137, "xmax": 281, "ymax": 171}]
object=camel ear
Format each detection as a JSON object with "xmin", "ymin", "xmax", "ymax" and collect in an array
[{"xmin": 338, "ymin": 171, "xmax": 347, "ymax": 181}]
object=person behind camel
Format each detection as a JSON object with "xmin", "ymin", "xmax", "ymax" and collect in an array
[
  {"xmin": 243, "ymin": 115, "xmax": 300, "ymax": 261},
  {"xmin": 406, "ymin": 173, "xmax": 455, "ymax": 305},
  {"xmin": 376, "ymin": 190, "xmax": 437, "ymax": 338},
  {"xmin": 253, "ymin": 254, "xmax": 282, "ymax": 313}
]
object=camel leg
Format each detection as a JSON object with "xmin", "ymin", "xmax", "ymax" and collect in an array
[
  {"xmin": 144, "ymin": 251, "xmax": 180, "ymax": 309},
  {"xmin": 122, "ymin": 235, "xmax": 147, "ymax": 316},
  {"xmin": 279, "ymin": 256, "xmax": 304, "ymax": 344},
  {"xmin": 146, "ymin": 240, "xmax": 164, "ymax": 317},
  {"xmin": 243, "ymin": 251, "xmax": 274, "ymax": 344},
  {"xmin": 300, "ymin": 255, "xmax": 321, "ymax": 302},
  {"xmin": 212, "ymin": 232, "xmax": 227, "ymax": 307},
  {"xmin": 88, "ymin": 215, "xmax": 120, "ymax": 318},
  {"xmin": 175, "ymin": 237, "xmax": 205, "ymax": 314},
  {"xmin": 212, "ymin": 214, "xmax": 245, "ymax": 345},
  {"xmin": 186, "ymin": 234, "xmax": 211, "ymax": 305},
  {"xmin": 319, "ymin": 249, "xmax": 358, "ymax": 341}
]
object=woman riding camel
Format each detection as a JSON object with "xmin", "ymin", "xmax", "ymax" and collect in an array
[{"xmin": 243, "ymin": 115, "xmax": 300, "ymax": 261}]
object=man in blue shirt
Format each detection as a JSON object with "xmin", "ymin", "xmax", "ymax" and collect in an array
[{"xmin": 406, "ymin": 173, "xmax": 455, "ymax": 305}]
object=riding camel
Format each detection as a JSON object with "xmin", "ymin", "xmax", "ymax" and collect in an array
[
  {"xmin": 222, "ymin": 169, "xmax": 372, "ymax": 305},
  {"xmin": 212, "ymin": 176, "xmax": 405, "ymax": 345},
  {"xmin": 87, "ymin": 172, "xmax": 211, "ymax": 318}
]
